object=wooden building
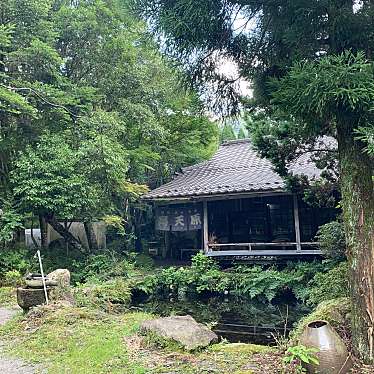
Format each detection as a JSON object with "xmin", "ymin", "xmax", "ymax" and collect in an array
[{"xmin": 143, "ymin": 139, "xmax": 337, "ymax": 259}]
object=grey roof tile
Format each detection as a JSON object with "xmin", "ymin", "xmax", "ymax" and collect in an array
[{"xmin": 143, "ymin": 138, "xmax": 334, "ymax": 200}]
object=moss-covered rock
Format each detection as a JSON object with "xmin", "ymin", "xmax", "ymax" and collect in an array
[
  {"xmin": 291, "ymin": 297, "xmax": 351, "ymax": 344},
  {"xmin": 140, "ymin": 315, "xmax": 218, "ymax": 351}
]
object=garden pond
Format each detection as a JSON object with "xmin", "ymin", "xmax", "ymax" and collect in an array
[{"xmin": 132, "ymin": 294, "xmax": 311, "ymax": 345}]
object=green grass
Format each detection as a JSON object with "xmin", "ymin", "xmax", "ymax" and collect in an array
[
  {"xmin": 0, "ymin": 306, "xmax": 151, "ymax": 373},
  {"xmin": 0, "ymin": 287, "xmax": 16, "ymax": 306},
  {"xmin": 0, "ymin": 303, "xmax": 281, "ymax": 373}
]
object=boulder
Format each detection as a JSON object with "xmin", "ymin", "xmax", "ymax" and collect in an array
[
  {"xmin": 47, "ymin": 269, "xmax": 71, "ymax": 288},
  {"xmin": 140, "ymin": 315, "xmax": 218, "ymax": 350},
  {"xmin": 47, "ymin": 269, "xmax": 74, "ymax": 304}
]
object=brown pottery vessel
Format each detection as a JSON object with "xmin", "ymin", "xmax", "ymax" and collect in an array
[{"xmin": 299, "ymin": 320, "xmax": 352, "ymax": 374}]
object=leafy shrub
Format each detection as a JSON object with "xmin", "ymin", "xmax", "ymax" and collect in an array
[
  {"xmin": 283, "ymin": 345, "xmax": 319, "ymax": 373},
  {"xmin": 232, "ymin": 265, "xmax": 305, "ymax": 301},
  {"xmin": 191, "ymin": 252, "xmax": 218, "ymax": 272},
  {"xmin": 75, "ymin": 278, "xmax": 132, "ymax": 312},
  {"xmin": 0, "ymin": 247, "xmax": 33, "ymax": 282},
  {"xmin": 41, "ymin": 245, "xmax": 85, "ymax": 281},
  {"xmin": 134, "ymin": 253, "xmax": 155, "ymax": 270},
  {"xmin": 42, "ymin": 248, "xmax": 134, "ymax": 284},
  {"xmin": 306, "ymin": 262, "xmax": 349, "ymax": 306},
  {"xmin": 4, "ymin": 270, "xmax": 24, "ymax": 287},
  {"xmin": 315, "ymin": 221, "xmax": 346, "ymax": 260},
  {"xmin": 0, "ymin": 209, "xmax": 24, "ymax": 243},
  {"xmin": 80, "ymin": 252, "xmax": 134, "ymax": 282},
  {"xmin": 134, "ymin": 255, "xmax": 329, "ymax": 303}
]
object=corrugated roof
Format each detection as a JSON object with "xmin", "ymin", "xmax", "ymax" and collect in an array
[{"xmin": 143, "ymin": 138, "xmax": 334, "ymax": 200}]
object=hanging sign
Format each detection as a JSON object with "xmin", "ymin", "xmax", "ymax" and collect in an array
[{"xmin": 155, "ymin": 206, "xmax": 202, "ymax": 231}]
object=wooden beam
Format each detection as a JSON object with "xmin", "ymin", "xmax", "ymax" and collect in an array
[
  {"xmin": 208, "ymin": 242, "xmax": 318, "ymax": 248},
  {"xmin": 207, "ymin": 249, "xmax": 322, "ymax": 257},
  {"xmin": 203, "ymin": 200, "xmax": 209, "ymax": 253},
  {"xmin": 163, "ymin": 231, "xmax": 169, "ymax": 259},
  {"xmin": 293, "ymin": 194, "xmax": 302, "ymax": 252}
]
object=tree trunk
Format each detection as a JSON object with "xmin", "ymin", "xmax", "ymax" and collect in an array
[
  {"xmin": 45, "ymin": 214, "xmax": 82, "ymax": 251},
  {"xmin": 84, "ymin": 221, "xmax": 98, "ymax": 252},
  {"xmin": 13, "ymin": 227, "xmax": 25, "ymax": 247},
  {"xmin": 39, "ymin": 215, "xmax": 48, "ymax": 250},
  {"xmin": 337, "ymin": 122, "xmax": 374, "ymax": 364},
  {"xmin": 30, "ymin": 220, "xmax": 39, "ymax": 249}
]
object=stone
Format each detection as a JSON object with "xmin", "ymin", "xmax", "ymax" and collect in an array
[
  {"xmin": 16, "ymin": 287, "xmax": 49, "ymax": 311},
  {"xmin": 47, "ymin": 269, "xmax": 70, "ymax": 288},
  {"xmin": 25, "ymin": 279, "xmax": 58, "ymax": 289},
  {"xmin": 47, "ymin": 269, "xmax": 74, "ymax": 304},
  {"xmin": 140, "ymin": 315, "xmax": 218, "ymax": 350}
]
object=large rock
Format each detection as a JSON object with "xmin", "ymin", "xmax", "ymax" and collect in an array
[
  {"xmin": 47, "ymin": 269, "xmax": 74, "ymax": 304},
  {"xmin": 140, "ymin": 315, "xmax": 218, "ymax": 350},
  {"xmin": 47, "ymin": 269, "xmax": 71, "ymax": 287}
]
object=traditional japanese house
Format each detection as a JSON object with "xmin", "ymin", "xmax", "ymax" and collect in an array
[{"xmin": 143, "ymin": 139, "xmax": 337, "ymax": 259}]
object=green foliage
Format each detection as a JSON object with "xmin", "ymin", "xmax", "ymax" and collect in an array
[
  {"xmin": 4, "ymin": 270, "xmax": 24, "ymax": 287},
  {"xmin": 315, "ymin": 221, "xmax": 346, "ymax": 261},
  {"xmin": 272, "ymin": 52, "xmax": 374, "ymax": 121},
  {"xmin": 74, "ymin": 278, "xmax": 132, "ymax": 312},
  {"xmin": 356, "ymin": 124, "xmax": 374, "ymax": 156},
  {"xmin": 102, "ymin": 215, "xmax": 126, "ymax": 236},
  {"xmin": 135, "ymin": 254, "xmax": 333, "ymax": 303},
  {"xmin": 220, "ymin": 124, "xmax": 236, "ymax": 142},
  {"xmin": 1, "ymin": 0, "xmax": 217, "ymax": 250},
  {"xmin": 233, "ymin": 266, "xmax": 295, "ymax": 301},
  {"xmin": 307, "ymin": 262, "xmax": 349, "ymax": 306},
  {"xmin": 12, "ymin": 135, "xmax": 98, "ymax": 219},
  {"xmin": 0, "ymin": 247, "xmax": 32, "ymax": 281},
  {"xmin": 38, "ymin": 246, "xmax": 134, "ymax": 285},
  {"xmin": 237, "ymin": 127, "xmax": 247, "ymax": 139},
  {"xmin": 0, "ymin": 208, "xmax": 24, "ymax": 244},
  {"xmin": 80, "ymin": 253, "xmax": 134, "ymax": 283},
  {"xmin": 283, "ymin": 345, "xmax": 319, "ymax": 373},
  {"xmin": 134, "ymin": 253, "xmax": 155, "ymax": 271}
]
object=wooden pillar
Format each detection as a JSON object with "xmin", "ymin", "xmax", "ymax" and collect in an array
[
  {"xmin": 203, "ymin": 200, "xmax": 209, "ymax": 253},
  {"xmin": 163, "ymin": 231, "xmax": 169, "ymax": 259},
  {"xmin": 293, "ymin": 194, "xmax": 302, "ymax": 251}
]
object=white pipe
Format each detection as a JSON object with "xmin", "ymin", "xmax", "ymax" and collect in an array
[{"xmin": 36, "ymin": 250, "xmax": 49, "ymax": 305}]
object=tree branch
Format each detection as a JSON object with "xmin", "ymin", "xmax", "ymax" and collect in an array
[{"xmin": 0, "ymin": 83, "xmax": 81, "ymax": 119}]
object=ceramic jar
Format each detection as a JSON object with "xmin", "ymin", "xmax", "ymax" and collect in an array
[{"xmin": 299, "ymin": 320, "xmax": 352, "ymax": 374}]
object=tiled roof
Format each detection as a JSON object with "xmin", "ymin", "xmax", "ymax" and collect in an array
[{"xmin": 143, "ymin": 138, "xmax": 334, "ymax": 200}]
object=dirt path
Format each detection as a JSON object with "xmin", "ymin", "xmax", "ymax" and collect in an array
[{"xmin": 0, "ymin": 307, "xmax": 44, "ymax": 374}]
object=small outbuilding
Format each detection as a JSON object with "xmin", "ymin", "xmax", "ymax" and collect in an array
[{"xmin": 143, "ymin": 139, "xmax": 337, "ymax": 259}]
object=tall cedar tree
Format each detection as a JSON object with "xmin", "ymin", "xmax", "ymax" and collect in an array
[{"xmin": 138, "ymin": 0, "xmax": 374, "ymax": 362}]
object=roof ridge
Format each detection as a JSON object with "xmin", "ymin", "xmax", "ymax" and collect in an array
[{"xmin": 221, "ymin": 138, "xmax": 251, "ymax": 146}]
